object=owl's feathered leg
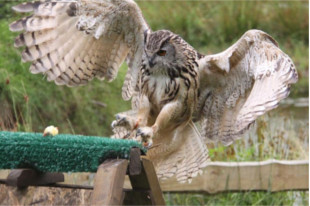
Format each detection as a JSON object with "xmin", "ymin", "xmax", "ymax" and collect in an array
[{"xmin": 135, "ymin": 100, "xmax": 189, "ymax": 147}]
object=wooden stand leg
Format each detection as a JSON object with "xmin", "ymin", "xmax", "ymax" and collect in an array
[
  {"xmin": 91, "ymin": 159, "xmax": 128, "ymax": 205},
  {"xmin": 124, "ymin": 156, "xmax": 166, "ymax": 205},
  {"xmin": 141, "ymin": 157, "xmax": 165, "ymax": 205},
  {"xmin": 6, "ymin": 169, "xmax": 64, "ymax": 188}
]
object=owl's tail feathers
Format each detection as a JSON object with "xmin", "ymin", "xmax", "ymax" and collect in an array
[{"xmin": 149, "ymin": 121, "xmax": 210, "ymax": 183}]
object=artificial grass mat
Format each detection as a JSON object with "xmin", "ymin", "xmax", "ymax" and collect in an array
[{"xmin": 0, "ymin": 131, "xmax": 145, "ymax": 173}]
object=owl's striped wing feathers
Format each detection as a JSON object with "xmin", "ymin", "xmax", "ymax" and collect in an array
[
  {"xmin": 149, "ymin": 121, "xmax": 209, "ymax": 183},
  {"xmin": 10, "ymin": 0, "xmax": 149, "ymax": 100},
  {"xmin": 196, "ymin": 30, "xmax": 298, "ymax": 145}
]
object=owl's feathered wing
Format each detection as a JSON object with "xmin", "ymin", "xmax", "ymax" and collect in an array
[
  {"xmin": 9, "ymin": 0, "xmax": 149, "ymax": 100},
  {"xmin": 150, "ymin": 121, "xmax": 209, "ymax": 183},
  {"xmin": 195, "ymin": 30, "xmax": 298, "ymax": 145}
]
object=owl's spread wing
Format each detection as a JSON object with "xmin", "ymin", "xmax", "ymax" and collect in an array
[
  {"xmin": 195, "ymin": 30, "xmax": 298, "ymax": 145},
  {"xmin": 149, "ymin": 121, "xmax": 209, "ymax": 183},
  {"xmin": 10, "ymin": 0, "xmax": 149, "ymax": 100}
]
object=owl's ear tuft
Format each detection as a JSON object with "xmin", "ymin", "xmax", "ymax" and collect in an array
[{"xmin": 144, "ymin": 29, "xmax": 151, "ymax": 45}]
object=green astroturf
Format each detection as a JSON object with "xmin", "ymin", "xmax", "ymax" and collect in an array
[{"xmin": 0, "ymin": 131, "xmax": 145, "ymax": 172}]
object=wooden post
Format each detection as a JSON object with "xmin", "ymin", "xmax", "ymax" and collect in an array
[
  {"xmin": 128, "ymin": 147, "xmax": 142, "ymax": 176},
  {"xmin": 124, "ymin": 156, "xmax": 166, "ymax": 205},
  {"xmin": 6, "ymin": 169, "xmax": 64, "ymax": 188},
  {"xmin": 91, "ymin": 159, "xmax": 128, "ymax": 205}
]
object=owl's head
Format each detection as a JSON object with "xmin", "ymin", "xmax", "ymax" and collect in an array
[{"xmin": 143, "ymin": 30, "xmax": 193, "ymax": 75}]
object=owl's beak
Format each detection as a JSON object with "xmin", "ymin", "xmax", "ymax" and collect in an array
[
  {"xmin": 148, "ymin": 56, "xmax": 155, "ymax": 68},
  {"xmin": 149, "ymin": 60, "xmax": 155, "ymax": 68}
]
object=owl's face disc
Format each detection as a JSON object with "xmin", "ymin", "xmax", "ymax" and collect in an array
[{"xmin": 143, "ymin": 30, "xmax": 181, "ymax": 74}]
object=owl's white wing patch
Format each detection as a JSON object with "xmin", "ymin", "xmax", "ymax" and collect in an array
[
  {"xmin": 10, "ymin": 0, "xmax": 149, "ymax": 100},
  {"xmin": 196, "ymin": 30, "xmax": 298, "ymax": 145}
]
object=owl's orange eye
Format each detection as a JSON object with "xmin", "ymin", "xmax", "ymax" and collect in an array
[{"xmin": 157, "ymin": 50, "xmax": 167, "ymax": 56}]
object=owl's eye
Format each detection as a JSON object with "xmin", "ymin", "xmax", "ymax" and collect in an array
[{"xmin": 157, "ymin": 50, "xmax": 167, "ymax": 56}]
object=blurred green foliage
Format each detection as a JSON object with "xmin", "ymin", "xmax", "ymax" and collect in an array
[
  {"xmin": 139, "ymin": 1, "xmax": 308, "ymax": 46},
  {"xmin": 0, "ymin": 0, "xmax": 307, "ymax": 134}
]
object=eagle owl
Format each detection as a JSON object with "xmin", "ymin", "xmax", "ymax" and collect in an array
[{"xmin": 10, "ymin": 0, "xmax": 298, "ymax": 182}]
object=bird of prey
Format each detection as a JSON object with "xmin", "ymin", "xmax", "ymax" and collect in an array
[{"xmin": 10, "ymin": 0, "xmax": 298, "ymax": 182}]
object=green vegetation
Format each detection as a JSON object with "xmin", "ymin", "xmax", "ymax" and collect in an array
[
  {"xmin": 0, "ymin": 0, "xmax": 308, "ymax": 205},
  {"xmin": 165, "ymin": 191, "xmax": 309, "ymax": 206}
]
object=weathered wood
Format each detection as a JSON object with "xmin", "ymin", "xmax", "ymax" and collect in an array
[
  {"xmin": 6, "ymin": 169, "xmax": 64, "ymax": 188},
  {"xmin": 0, "ymin": 184, "xmax": 92, "ymax": 205},
  {"xmin": 0, "ymin": 185, "xmax": 153, "ymax": 206},
  {"xmin": 91, "ymin": 159, "xmax": 128, "ymax": 205},
  {"xmin": 128, "ymin": 156, "xmax": 166, "ymax": 205},
  {"xmin": 123, "ymin": 189, "xmax": 153, "ymax": 205},
  {"xmin": 141, "ymin": 157, "xmax": 166, "ymax": 205},
  {"xmin": 159, "ymin": 160, "xmax": 309, "ymax": 194},
  {"xmin": 128, "ymin": 147, "xmax": 142, "ymax": 176},
  {"xmin": 0, "ymin": 160, "xmax": 307, "ymax": 205},
  {"xmin": 49, "ymin": 183, "xmax": 93, "ymax": 190}
]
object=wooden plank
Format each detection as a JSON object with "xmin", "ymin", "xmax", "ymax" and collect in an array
[
  {"xmin": 91, "ymin": 159, "xmax": 128, "ymax": 205},
  {"xmin": 123, "ymin": 189, "xmax": 153, "ymax": 205},
  {"xmin": 0, "ymin": 185, "xmax": 151, "ymax": 205},
  {"xmin": 1, "ymin": 160, "xmax": 307, "ymax": 195},
  {"xmin": 125, "ymin": 158, "xmax": 153, "ymax": 205},
  {"xmin": 127, "ymin": 156, "xmax": 165, "ymax": 205},
  {"xmin": 128, "ymin": 147, "xmax": 142, "ymax": 176},
  {"xmin": 6, "ymin": 169, "xmax": 64, "ymax": 188},
  {"xmin": 141, "ymin": 156, "xmax": 166, "ymax": 205},
  {"xmin": 159, "ymin": 160, "xmax": 309, "ymax": 193}
]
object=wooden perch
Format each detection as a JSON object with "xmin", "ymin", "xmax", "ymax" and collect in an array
[
  {"xmin": 124, "ymin": 156, "xmax": 166, "ymax": 205},
  {"xmin": 91, "ymin": 159, "xmax": 128, "ymax": 205},
  {"xmin": 6, "ymin": 169, "xmax": 64, "ymax": 188},
  {"xmin": 0, "ymin": 159, "xmax": 308, "ymax": 205},
  {"xmin": 91, "ymin": 148, "xmax": 165, "ymax": 205}
]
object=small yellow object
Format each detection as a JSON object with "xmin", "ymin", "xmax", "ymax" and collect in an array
[{"xmin": 43, "ymin": 125, "xmax": 59, "ymax": 137}]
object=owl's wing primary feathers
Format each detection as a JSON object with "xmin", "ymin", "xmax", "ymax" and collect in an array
[
  {"xmin": 10, "ymin": 0, "xmax": 149, "ymax": 100},
  {"xmin": 196, "ymin": 30, "xmax": 298, "ymax": 145}
]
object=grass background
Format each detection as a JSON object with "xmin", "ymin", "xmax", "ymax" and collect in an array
[
  {"xmin": 0, "ymin": 0, "xmax": 308, "ymax": 205},
  {"xmin": 0, "ymin": 0, "xmax": 308, "ymax": 135}
]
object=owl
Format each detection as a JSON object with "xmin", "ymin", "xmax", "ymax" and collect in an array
[{"xmin": 10, "ymin": 0, "xmax": 298, "ymax": 183}]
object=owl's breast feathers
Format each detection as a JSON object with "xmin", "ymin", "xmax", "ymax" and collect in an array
[{"xmin": 140, "ymin": 55, "xmax": 200, "ymax": 115}]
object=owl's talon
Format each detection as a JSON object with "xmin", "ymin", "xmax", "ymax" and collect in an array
[
  {"xmin": 111, "ymin": 114, "xmax": 135, "ymax": 130},
  {"xmin": 143, "ymin": 138, "xmax": 153, "ymax": 148},
  {"xmin": 136, "ymin": 127, "xmax": 154, "ymax": 148},
  {"xmin": 111, "ymin": 120, "xmax": 118, "ymax": 128}
]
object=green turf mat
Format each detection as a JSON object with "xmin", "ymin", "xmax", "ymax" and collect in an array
[{"xmin": 0, "ymin": 131, "xmax": 145, "ymax": 172}]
